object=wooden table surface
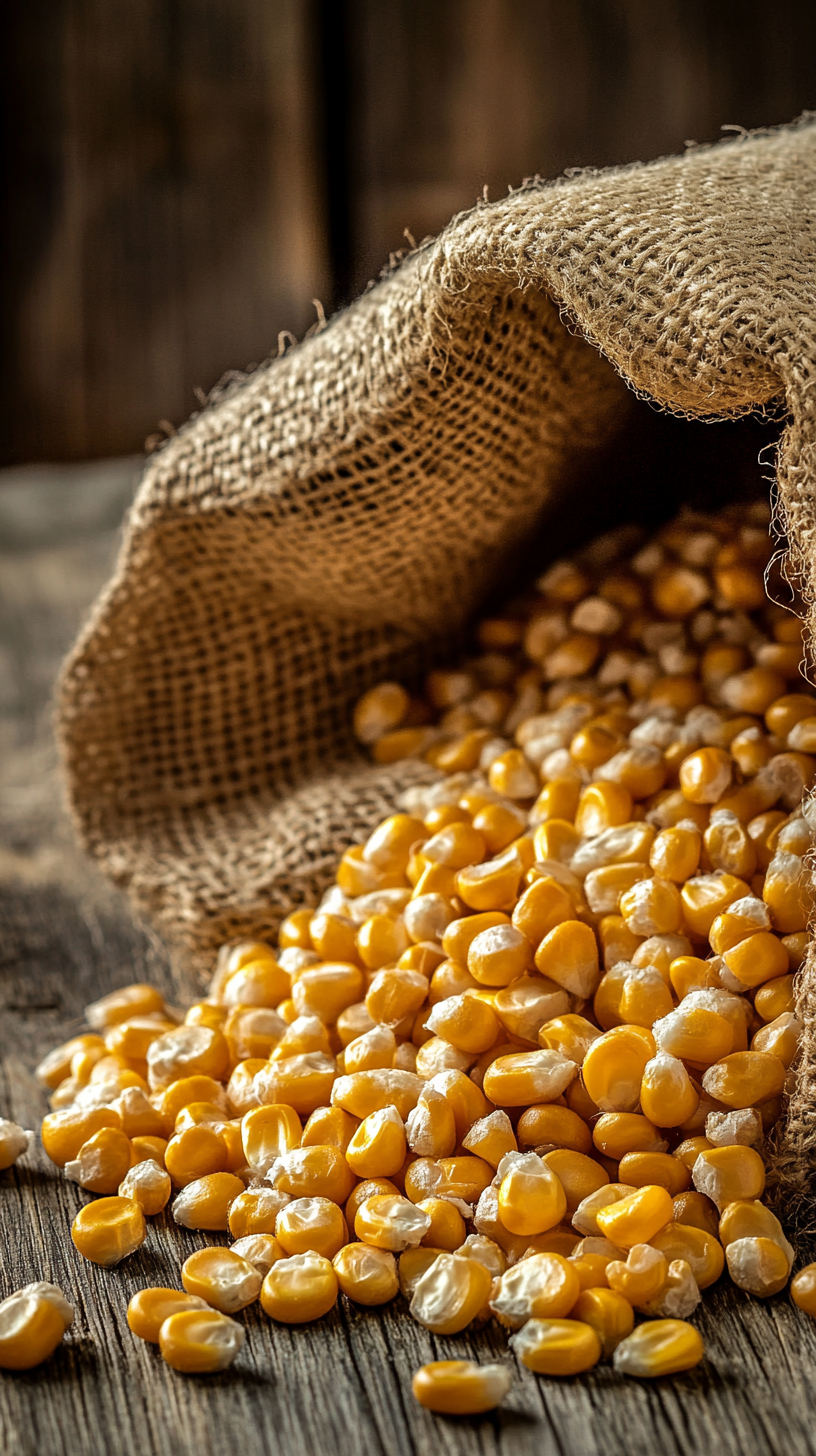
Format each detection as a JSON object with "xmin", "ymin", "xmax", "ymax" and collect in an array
[{"xmin": 2, "ymin": 460, "xmax": 816, "ymax": 1456}]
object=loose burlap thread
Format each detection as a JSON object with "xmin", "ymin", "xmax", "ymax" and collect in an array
[{"xmin": 58, "ymin": 119, "xmax": 816, "ymax": 1227}]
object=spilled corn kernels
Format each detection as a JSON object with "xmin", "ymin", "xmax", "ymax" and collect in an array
[{"xmin": 17, "ymin": 503, "xmax": 816, "ymax": 1401}]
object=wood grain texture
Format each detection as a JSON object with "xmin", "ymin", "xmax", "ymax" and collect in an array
[{"xmin": 2, "ymin": 464, "xmax": 816, "ymax": 1456}]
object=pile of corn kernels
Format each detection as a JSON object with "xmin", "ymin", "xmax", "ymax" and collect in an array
[{"xmin": 4, "ymin": 500, "xmax": 816, "ymax": 1415}]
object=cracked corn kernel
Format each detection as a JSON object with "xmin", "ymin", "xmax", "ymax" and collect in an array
[
  {"xmin": 260, "ymin": 1251, "xmax": 338, "ymax": 1323},
  {"xmin": 510, "ymin": 1317, "xmax": 601, "ymax": 1375},
  {"xmin": 0, "ymin": 1285, "xmax": 73, "ymax": 1370},
  {"xmin": 613, "ymin": 1319, "xmax": 704, "ymax": 1377},
  {"xmin": 71, "ymin": 1196, "xmax": 146, "ymax": 1266},
  {"xmin": 181, "ymin": 1247, "xmax": 261, "ymax": 1313},
  {"xmin": 159, "ymin": 1308, "xmax": 244, "ymax": 1373},
  {"xmin": 412, "ymin": 1360, "xmax": 512, "ymax": 1416}
]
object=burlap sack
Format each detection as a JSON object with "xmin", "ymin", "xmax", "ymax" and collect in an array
[{"xmin": 58, "ymin": 118, "xmax": 816, "ymax": 1222}]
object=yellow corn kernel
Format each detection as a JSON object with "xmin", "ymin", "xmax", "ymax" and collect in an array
[
  {"xmin": 618, "ymin": 1151, "xmax": 689, "ymax": 1196},
  {"xmin": 542, "ymin": 1149, "xmax": 608, "ymax": 1213},
  {"xmin": 411, "ymin": 1359, "xmax": 512, "ymax": 1416},
  {"xmin": 649, "ymin": 823, "xmax": 701, "ymax": 883},
  {"xmin": 492, "ymin": 973, "xmax": 568, "ymax": 1041},
  {"xmin": 490, "ymin": 1252, "xmax": 580, "ymax": 1328},
  {"xmin": 752, "ymin": 1011, "xmax": 800, "ymax": 1066},
  {"xmin": 584, "ymin": 862, "xmax": 651, "ymax": 916},
  {"xmin": 596, "ymin": 1185, "xmax": 673, "ymax": 1247},
  {"xmin": 268, "ymin": 1014, "xmax": 331, "ymax": 1060},
  {"xmin": 228, "ymin": 1187, "xmax": 289, "ymax": 1239},
  {"xmin": 537, "ymin": 1015, "xmax": 600, "ymax": 1067},
  {"xmin": 355, "ymin": 1193, "xmax": 431, "ymax": 1251},
  {"xmin": 668, "ymin": 955, "xmax": 710, "ymax": 999},
  {"xmin": 472, "ymin": 802, "xmax": 528, "ymax": 854},
  {"xmin": 221, "ymin": 959, "xmax": 290, "ymax": 1010},
  {"xmin": 341, "ymin": 1027, "xmax": 395, "ymax": 1079},
  {"xmin": 482, "ymin": 1049, "xmax": 576, "ymax": 1106},
  {"xmin": 782, "ymin": 930, "xmax": 810, "ymax": 969},
  {"xmin": 673, "ymin": 1136, "xmax": 714, "ymax": 1172},
  {"xmin": 592, "ymin": 1113, "xmax": 665, "ymax": 1160},
  {"xmin": 701, "ymin": 1051, "xmax": 786, "ymax": 1109},
  {"xmin": 620, "ymin": 877, "xmax": 683, "ymax": 937},
  {"xmin": 241, "ymin": 1103, "xmax": 302, "ymax": 1176},
  {"xmin": 159, "ymin": 1075, "xmax": 226, "ymax": 1124},
  {"xmin": 397, "ymin": 1246, "xmax": 445, "ymax": 1297},
  {"xmin": 267, "ymin": 1143, "xmax": 354, "ymax": 1204},
  {"xmin": 532, "ymin": 819, "xmax": 581, "ymax": 864},
  {"xmin": 680, "ymin": 872, "xmax": 750, "ymax": 937},
  {"xmin": 718, "ymin": 1199, "xmax": 793, "ymax": 1260},
  {"xmin": 130, "ymin": 1135, "xmax": 168, "ymax": 1165},
  {"xmin": 572, "ymin": 1287, "xmax": 633, "ymax": 1356},
  {"xmin": 425, "ymin": 993, "xmax": 499, "ymax": 1054},
  {"xmin": 345, "ymin": 1107, "xmax": 406, "ymax": 1179},
  {"xmin": 462, "ymin": 1109, "xmax": 517, "ymax": 1167},
  {"xmin": 291, "ymin": 963, "xmax": 365, "ymax": 1024},
  {"xmin": 337, "ymin": 842, "xmax": 402, "ymax": 892},
  {"xmin": 617, "ymin": 968, "xmax": 674, "ymax": 1030},
  {"xmin": 260, "ymin": 1251, "xmax": 339, "ymax": 1322},
  {"xmin": 671, "ymin": 1190, "xmax": 720, "ymax": 1237},
  {"xmin": 606, "ymin": 1242, "xmax": 668, "ymax": 1305},
  {"xmin": 159, "ymin": 1308, "xmax": 244, "ymax": 1373},
  {"xmin": 510, "ymin": 1317, "xmax": 601, "ymax": 1375},
  {"xmin": 63, "ymin": 1127, "xmax": 132, "ymax": 1196},
  {"xmin": 165, "ymin": 1126, "xmax": 228, "ymax": 1187},
  {"xmin": 535, "ymin": 920, "xmax": 601, "ymax": 999},
  {"xmin": 705, "ymin": 815, "xmax": 757, "ymax": 881},
  {"xmin": 403, "ymin": 1087, "xmax": 455, "ymax": 1159},
  {"xmin": 598, "ymin": 915, "xmax": 642, "ymax": 971},
  {"xmin": 363, "ymin": 813, "xmax": 429, "ymax": 875},
  {"xmin": 146, "ymin": 1025, "xmax": 230, "ymax": 1093},
  {"xmin": 568, "ymin": 1252, "xmax": 612, "ymax": 1291},
  {"xmin": 692, "ymin": 1145, "xmax": 766, "ymax": 1208},
  {"xmin": 41, "ymin": 1106, "xmax": 123, "ymax": 1168},
  {"xmin": 791, "ymin": 1264, "xmax": 816, "ymax": 1316},
  {"xmin": 653, "ymin": 1005, "xmax": 733, "ymax": 1065},
  {"xmin": 278, "ymin": 907, "xmax": 314, "ymax": 951},
  {"xmin": 71, "ymin": 1196, "xmax": 146, "ymax": 1266},
  {"xmin": 487, "ymin": 748, "xmax": 539, "ymax": 799},
  {"xmin": 756, "ymin": 975, "xmax": 797, "ymax": 1024},
  {"xmin": 104, "ymin": 1015, "xmax": 176, "ymax": 1063},
  {"xmin": 465, "ymin": 923, "xmax": 532, "ymax": 987},
  {"xmin": 331, "ymin": 1068, "xmax": 422, "ymax": 1121},
  {"xmin": 331, "ymin": 1242, "xmax": 398, "ymax": 1305},
  {"xmin": 254, "ymin": 1052, "xmax": 337, "ymax": 1115},
  {"xmin": 366, "ymin": 969, "xmax": 428, "ymax": 1030},
  {"xmin": 127, "ymin": 1288, "xmax": 209, "ymax": 1344},
  {"xmin": 639, "ymin": 1053, "xmax": 699, "ymax": 1128},
  {"xmin": 300, "ymin": 1107, "xmax": 357, "ymax": 1154},
  {"xmin": 581, "ymin": 1026, "xmax": 655, "ymax": 1113},
  {"xmin": 418, "ymin": 1198, "xmax": 467, "ymax": 1252},
  {"xmin": 679, "ymin": 747, "xmax": 733, "ymax": 804},
  {"xmin": 307, "ymin": 911, "xmax": 359, "ymax": 964},
  {"xmin": 456, "ymin": 849, "xmax": 523, "ymax": 911},
  {"xmin": 0, "ymin": 1285, "xmax": 73, "ymax": 1371},
  {"xmin": 181, "ymin": 1247, "xmax": 261, "ymax": 1314},
  {"xmin": 409, "ymin": 1252, "xmax": 492, "ymax": 1333},
  {"xmin": 275, "ymin": 1196, "xmax": 348, "ymax": 1258},
  {"xmin": 721, "ymin": 667, "xmax": 788, "ymax": 715},
  {"xmin": 763, "ymin": 850, "xmax": 813, "ymax": 933},
  {"xmin": 354, "ymin": 682, "xmax": 410, "ymax": 744},
  {"xmin": 404, "ymin": 1155, "xmax": 493, "ymax": 1206},
  {"xmin": 612, "ymin": 1318, "xmax": 704, "ymax": 1377},
  {"xmin": 171, "ymin": 1172, "xmax": 245, "ymax": 1230},
  {"xmin": 531, "ymin": 780, "xmax": 582, "ymax": 827},
  {"xmin": 517, "ymin": 1103, "xmax": 591, "ymax": 1155},
  {"xmin": 497, "ymin": 1152, "xmax": 567, "ymax": 1236},
  {"xmin": 442, "ymin": 911, "xmax": 508, "ymax": 965},
  {"xmin": 118, "ymin": 1158, "xmax": 172, "ymax": 1216},
  {"xmin": 85, "ymin": 983, "xmax": 166, "ymax": 1030},
  {"xmin": 574, "ymin": 781, "xmax": 633, "ymax": 837},
  {"xmin": 726, "ymin": 1236, "xmax": 791, "ymax": 1297}
]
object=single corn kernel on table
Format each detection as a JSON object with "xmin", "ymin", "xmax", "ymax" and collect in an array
[{"xmin": 3, "ymin": 468, "xmax": 816, "ymax": 1456}]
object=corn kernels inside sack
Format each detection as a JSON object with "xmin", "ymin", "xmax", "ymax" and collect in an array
[{"xmin": 29, "ymin": 501, "xmax": 816, "ymax": 1404}]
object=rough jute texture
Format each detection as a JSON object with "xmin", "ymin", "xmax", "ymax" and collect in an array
[{"xmin": 58, "ymin": 120, "xmax": 816, "ymax": 1222}]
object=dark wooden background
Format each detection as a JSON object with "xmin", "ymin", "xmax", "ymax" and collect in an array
[{"xmin": 2, "ymin": 0, "xmax": 816, "ymax": 464}]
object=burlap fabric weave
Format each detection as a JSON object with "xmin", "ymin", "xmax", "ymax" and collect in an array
[{"xmin": 58, "ymin": 119, "xmax": 816, "ymax": 1224}]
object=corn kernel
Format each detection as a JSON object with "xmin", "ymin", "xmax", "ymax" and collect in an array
[
  {"xmin": 355, "ymin": 1194, "xmax": 431, "ymax": 1251},
  {"xmin": 181, "ymin": 1247, "xmax": 261, "ymax": 1313},
  {"xmin": 612, "ymin": 1318, "xmax": 704, "ymax": 1377},
  {"xmin": 0, "ymin": 1285, "xmax": 73, "ymax": 1370},
  {"xmin": 333, "ymin": 1243, "xmax": 398, "ymax": 1305},
  {"xmin": 572, "ymin": 1287, "xmax": 634, "ymax": 1356},
  {"xmin": 171, "ymin": 1172, "xmax": 245, "ymax": 1230},
  {"xmin": 497, "ymin": 1152, "xmax": 568, "ymax": 1236},
  {"xmin": 71, "ymin": 1196, "xmax": 146, "ymax": 1266},
  {"xmin": 411, "ymin": 1359, "xmax": 512, "ymax": 1415},
  {"xmin": 581, "ymin": 1026, "xmax": 655, "ymax": 1113},
  {"xmin": 275, "ymin": 1197, "xmax": 348, "ymax": 1258},
  {"xmin": 118, "ymin": 1158, "xmax": 172, "ymax": 1216},
  {"xmin": 409, "ymin": 1252, "xmax": 492, "ymax": 1333},
  {"xmin": 482, "ymin": 1049, "xmax": 576, "ymax": 1106},
  {"xmin": 596, "ymin": 1184, "xmax": 673, "ymax": 1247},
  {"xmin": 791, "ymin": 1264, "xmax": 816, "ymax": 1316},
  {"xmin": 726, "ymin": 1236, "xmax": 791, "ymax": 1297},
  {"xmin": 510, "ymin": 1317, "xmax": 601, "ymax": 1375},
  {"xmin": 159, "ymin": 1308, "xmax": 245, "ymax": 1372}
]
